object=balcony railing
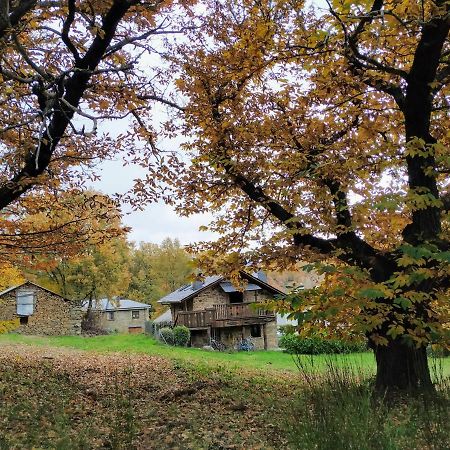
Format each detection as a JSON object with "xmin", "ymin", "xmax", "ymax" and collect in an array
[{"xmin": 175, "ymin": 302, "xmax": 274, "ymax": 328}]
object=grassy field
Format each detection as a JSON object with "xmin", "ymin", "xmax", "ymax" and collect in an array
[
  {"xmin": 0, "ymin": 334, "xmax": 449, "ymax": 449},
  {"xmin": 1, "ymin": 333, "xmax": 449, "ymax": 377},
  {"xmin": 0, "ymin": 333, "xmax": 376, "ymax": 374}
]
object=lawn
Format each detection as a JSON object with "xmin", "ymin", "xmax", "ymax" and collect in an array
[
  {"xmin": 0, "ymin": 333, "xmax": 378, "ymax": 374},
  {"xmin": 1, "ymin": 333, "xmax": 449, "ymax": 378}
]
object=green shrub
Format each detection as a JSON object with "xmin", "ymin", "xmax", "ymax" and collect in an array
[
  {"xmin": 427, "ymin": 344, "xmax": 450, "ymax": 358},
  {"xmin": 159, "ymin": 327, "xmax": 174, "ymax": 345},
  {"xmin": 0, "ymin": 319, "xmax": 20, "ymax": 334},
  {"xmin": 173, "ymin": 326, "xmax": 190, "ymax": 346},
  {"xmin": 280, "ymin": 333, "xmax": 366, "ymax": 355}
]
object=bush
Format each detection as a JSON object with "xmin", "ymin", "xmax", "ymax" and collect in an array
[
  {"xmin": 427, "ymin": 344, "xmax": 450, "ymax": 358},
  {"xmin": 159, "ymin": 327, "xmax": 174, "ymax": 345},
  {"xmin": 0, "ymin": 319, "xmax": 20, "ymax": 334},
  {"xmin": 279, "ymin": 333, "xmax": 366, "ymax": 355},
  {"xmin": 173, "ymin": 326, "xmax": 190, "ymax": 346},
  {"xmin": 149, "ymin": 320, "xmax": 172, "ymax": 336},
  {"xmin": 81, "ymin": 311, "xmax": 109, "ymax": 336}
]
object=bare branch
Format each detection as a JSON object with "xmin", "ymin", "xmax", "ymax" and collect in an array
[
  {"xmin": 61, "ymin": 0, "xmax": 81, "ymax": 63},
  {"xmin": 138, "ymin": 93, "xmax": 185, "ymax": 111}
]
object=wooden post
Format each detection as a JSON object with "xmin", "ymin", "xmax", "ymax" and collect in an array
[
  {"xmin": 207, "ymin": 326, "xmax": 211, "ymax": 344},
  {"xmin": 263, "ymin": 323, "xmax": 268, "ymax": 350}
]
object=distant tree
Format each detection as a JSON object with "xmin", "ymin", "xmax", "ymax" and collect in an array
[
  {"xmin": 26, "ymin": 191, "xmax": 130, "ymax": 303},
  {"xmin": 126, "ymin": 238, "xmax": 192, "ymax": 311},
  {"xmin": 37, "ymin": 235, "xmax": 131, "ymax": 304},
  {"xmin": 0, "ymin": 262, "xmax": 24, "ymax": 291}
]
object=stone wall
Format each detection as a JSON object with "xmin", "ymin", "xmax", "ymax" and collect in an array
[
  {"xmin": 192, "ymin": 284, "xmax": 274, "ymax": 311},
  {"xmin": 192, "ymin": 285, "xmax": 228, "ymax": 310},
  {"xmin": 218, "ymin": 322, "xmax": 278, "ymax": 350},
  {"xmin": 0, "ymin": 282, "xmax": 82, "ymax": 335},
  {"xmin": 98, "ymin": 309, "xmax": 149, "ymax": 333},
  {"xmin": 192, "ymin": 322, "xmax": 278, "ymax": 350}
]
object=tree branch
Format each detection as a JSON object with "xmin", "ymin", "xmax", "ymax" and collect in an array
[
  {"xmin": 0, "ymin": 0, "xmax": 134, "ymax": 209},
  {"xmin": 61, "ymin": 0, "xmax": 80, "ymax": 63}
]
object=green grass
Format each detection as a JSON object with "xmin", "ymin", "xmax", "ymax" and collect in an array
[
  {"xmin": 0, "ymin": 333, "xmax": 378, "ymax": 374},
  {"xmin": 1, "ymin": 333, "xmax": 449, "ymax": 378}
]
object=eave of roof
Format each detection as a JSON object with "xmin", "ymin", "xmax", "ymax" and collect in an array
[
  {"xmin": 82, "ymin": 298, "xmax": 152, "ymax": 312},
  {"xmin": 158, "ymin": 271, "xmax": 285, "ymax": 305},
  {"xmin": 0, "ymin": 281, "xmax": 70, "ymax": 301},
  {"xmin": 158, "ymin": 276, "xmax": 225, "ymax": 305}
]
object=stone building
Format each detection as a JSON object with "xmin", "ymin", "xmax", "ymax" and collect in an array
[
  {"xmin": 158, "ymin": 272, "xmax": 284, "ymax": 350},
  {"xmin": 0, "ymin": 281, "xmax": 82, "ymax": 335},
  {"xmin": 83, "ymin": 298, "xmax": 152, "ymax": 334}
]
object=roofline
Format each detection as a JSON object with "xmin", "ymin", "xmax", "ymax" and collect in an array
[
  {"xmin": 102, "ymin": 306, "xmax": 151, "ymax": 311},
  {"xmin": 240, "ymin": 272, "xmax": 285, "ymax": 296},
  {"xmin": 158, "ymin": 276, "xmax": 225, "ymax": 305},
  {"xmin": 158, "ymin": 272, "xmax": 285, "ymax": 305},
  {"xmin": 0, "ymin": 281, "xmax": 71, "ymax": 301}
]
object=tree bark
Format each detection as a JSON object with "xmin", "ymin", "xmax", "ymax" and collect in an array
[{"xmin": 374, "ymin": 340, "xmax": 433, "ymax": 392}]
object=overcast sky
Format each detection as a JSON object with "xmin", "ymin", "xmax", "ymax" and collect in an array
[
  {"xmin": 89, "ymin": 104, "xmax": 216, "ymax": 246},
  {"xmin": 93, "ymin": 156, "xmax": 215, "ymax": 245}
]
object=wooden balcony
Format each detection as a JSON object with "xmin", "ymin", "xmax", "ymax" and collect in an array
[{"xmin": 175, "ymin": 302, "xmax": 275, "ymax": 329}]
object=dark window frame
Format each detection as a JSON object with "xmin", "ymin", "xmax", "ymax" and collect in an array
[
  {"xmin": 229, "ymin": 291, "xmax": 244, "ymax": 303},
  {"xmin": 250, "ymin": 324, "xmax": 261, "ymax": 338},
  {"xmin": 107, "ymin": 311, "xmax": 115, "ymax": 321},
  {"xmin": 132, "ymin": 310, "xmax": 140, "ymax": 319},
  {"xmin": 19, "ymin": 316, "xmax": 29, "ymax": 325}
]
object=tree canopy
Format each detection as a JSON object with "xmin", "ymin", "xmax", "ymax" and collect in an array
[
  {"xmin": 0, "ymin": 0, "xmax": 448, "ymax": 393},
  {"xmin": 0, "ymin": 0, "xmax": 193, "ymax": 260},
  {"xmin": 164, "ymin": 0, "xmax": 450, "ymax": 390}
]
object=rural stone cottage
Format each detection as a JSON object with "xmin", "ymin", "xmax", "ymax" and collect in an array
[
  {"xmin": 83, "ymin": 298, "xmax": 152, "ymax": 334},
  {"xmin": 0, "ymin": 281, "xmax": 82, "ymax": 335},
  {"xmin": 158, "ymin": 272, "xmax": 284, "ymax": 350}
]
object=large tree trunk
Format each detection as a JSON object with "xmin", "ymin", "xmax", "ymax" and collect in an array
[{"xmin": 374, "ymin": 340, "xmax": 433, "ymax": 392}]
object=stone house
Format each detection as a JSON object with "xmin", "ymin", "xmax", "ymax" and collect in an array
[
  {"xmin": 158, "ymin": 272, "xmax": 284, "ymax": 350},
  {"xmin": 84, "ymin": 298, "xmax": 152, "ymax": 334},
  {"xmin": 0, "ymin": 281, "xmax": 82, "ymax": 335}
]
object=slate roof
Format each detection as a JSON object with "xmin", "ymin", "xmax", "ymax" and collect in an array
[
  {"xmin": 82, "ymin": 298, "xmax": 152, "ymax": 311},
  {"xmin": 158, "ymin": 272, "xmax": 284, "ymax": 305},
  {"xmin": 0, "ymin": 281, "xmax": 70, "ymax": 301},
  {"xmin": 153, "ymin": 309, "xmax": 172, "ymax": 324},
  {"xmin": 158, "ymin": 275, "xmax": 223, "ymax": 304}
]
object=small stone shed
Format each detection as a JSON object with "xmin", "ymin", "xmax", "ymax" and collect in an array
[
  {"xmin": 83, "ymin": 298, "xmax": 152, "ymax": 334},
  {"xmin": 0, "ymin": 281, "xmax": 82, "ymax": 335}
]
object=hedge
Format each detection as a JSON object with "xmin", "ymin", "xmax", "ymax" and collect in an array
[{"xmin": 280, "ymin": 333, "xmax": 367, "ymax": 355}]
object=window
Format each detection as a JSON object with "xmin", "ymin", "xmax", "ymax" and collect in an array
[
  {"xmin": 229, "ymin": 291, "xmax": 243, "ymax": 303},
  {"xmin": 16, "ymin": 290, "xmax": 36, "ymax": 316},
  {"xmin": 132, "ymin": 310, "xmax": 140, "ymax": 319},
  {"xmin": 107, "ymin": 311, "xmax": 115, "ymax": 321},
  {"xmin": 250, "ymin": 324, "xmax": 261, "ymax": 338}
]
